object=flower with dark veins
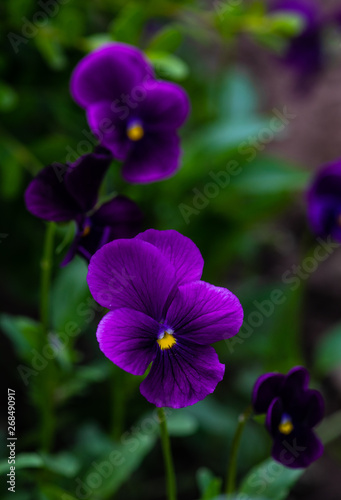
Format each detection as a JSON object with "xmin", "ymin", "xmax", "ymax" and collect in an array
[
  {"xmin": 252, "ymin": 366, "xmax": 324, "ymax": 468},
  {"xmin": 25, "ymin": 147, "xmax": 142, "ymax": 265},
  {"xmin": 70, "ymin": 43, "xmax": 190, "ymax": 184},
  {"xmin": 87, "ymin": 229, "xmax": 244, "ymax": 408}
]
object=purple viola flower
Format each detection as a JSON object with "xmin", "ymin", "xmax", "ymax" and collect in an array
[
  {"xmin": 87, "ymin": 229, "xmax": 243, "ymax": 408},
  {"xmin": 252, "ymin": 366, "xmax": 324, "ymax": 468},
  {"xmin": 70, "ymin": 43, "xmax": 190, "ymax": 184},
  {"xmin": 271, "ymin": 0, "xmax": 323, "ymax": 81},
  {"xmin": 307, "ymin": 160, "xmax": 341, "ymax": 241},
  {"xmin": 24, "ymin": 148, "xmax": 142, "ymax": 265}
]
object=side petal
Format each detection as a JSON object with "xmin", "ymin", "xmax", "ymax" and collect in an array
[
  {"xmin": 140, "ymin": 342, "xmax": 225, "ymax": 408},
  {"xmin": 297, "ymin": 389, "xmax": 325, "ymax": 428},
  {"xmin": 252, "ymin": 373, "xmax": 285, "ymax": 414},
  {"xmin": 87, "ymin": 238, "xmax": 178, "ymax": 320},
  {"xmin": 25, "ymin": 164, "xmax": 80, "ymax": 222},
  {"xmin": 96, "ymin": 308, "xmax": 158, "ymax": 375},
  {"xmin": 122, "ymin": 133, "xmax": 181, "ymax": 184},
  {"xmin": 138, "ymin": 81, "xmax": 190, "ymax": 131},
  {"xmin": 65, "ymin": 148, "xmax": 112, "ymax": 213},
  {"xmin": 70, "ymin": 43, "xmax": 155, "ymax": 108},
  {"xmin": 265, "ymin": 397, "xmax": 283, "ymax": 436},
  {"xmin": 271, "ymin": 429, "xmax": 324, "ymax": 469},
  {"xmin": 136, "ymin": 229, "xmax": 203, "ymax": 284},
  {"xmin": 86, "ymin": 102, "xmax": 132, "ymax": 160},
  {"xmin": 165, "ymin": 281, "xmax": 243, "ymax": 345}
]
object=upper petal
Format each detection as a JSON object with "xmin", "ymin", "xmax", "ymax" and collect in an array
[
  {"xmin": 70, "ymin": 43, "xmax": 155, "ymax": 108},
  {"xmin": 87, "ymin": 238, "xmax": 178, "ymax": 320},
  {"xmin": 165, "ymin": 281, "xmax": 243, "ymax": 345},
  {"xmin": 65, "ymin": 148, "xmax": 112, "ymax": 212},
  {"xmin": 122, "ymin": 132, "xmax": 181, "ymax": 183},
  {"xmin": 96, "ymin": 308, "xmax": 158, "ymax": 375},
  {"xmin": 140, "ymin": 341, "xmax": 225, "ymax": 408},
  {"xmin": 135, "ymin": 229, "xmax": 204, "ymax": 284},
  {"xmin": 252, "ymin": 373, "xmax": 286, "ymax": 414},
  {"xmin": 25, "ymin": 164, "xmax": 81, "ymax": 222}
]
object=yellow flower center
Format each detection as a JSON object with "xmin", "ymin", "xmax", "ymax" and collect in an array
[
  {"xmin": 157, "ymin": 329, "xmax": 176, "ymax": 350},
  {"xmin": 127, "ymin": 122, "xmax": 144, "ymax": 141},
  {"xmin": 82, "ymin": 225, "xmax": 91, "ymax": 237},
  {"xmin": 278, "ymin": 414, "xmax": 294, "ymax": 435}
]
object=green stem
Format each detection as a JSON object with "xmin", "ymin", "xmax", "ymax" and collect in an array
[
  {"xmin": 157, "ymin": 407, "xmax": 177, "ymax": 500},
  {"xmin": 40, "ymin": 222, "xmax": 56, "ymax": 336},
  {"xmin": 225, "ymin": 406, "xmax": 252, "ymax": 496},
  {"xmin": 39, "ymin": 222, "xmax": 56, "ymax": 451}
]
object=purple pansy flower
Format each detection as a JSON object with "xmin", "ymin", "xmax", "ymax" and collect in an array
[
  {"xmin": 70, "ymin": 43, "xmax": 190, "ymax": 184},
  {"xmin": 307, "ymin": 160, "xmax": 341, "ymax": 241},
  {"xmin": 87, "ymin": 229, "xmax": 243, "ymax": 408},
  {"xmin": 25, "ymin": 148, "xmax": 142, "ymax": 265},
  {"xmin": 271, "ymin": 0, "xmax": 323, "ymax": 81},
  {"xmin": 253, "ymin": 366, "xmax": 324, "ymax": 468}
]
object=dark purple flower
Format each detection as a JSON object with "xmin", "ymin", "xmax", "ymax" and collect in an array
[
  {"xmin": 253, "ymin": 366, "xmax": 324, "ymax": 468},
  {"xmin": 87, "ymin": 229, "xmax": 243, "ymax": 408},
  {"xmin": 307, "ymin": 160, "xmax": 341, "ymax": 241},
  {"xmin": 271, "ymin": 0, "xmax": 323, "ymax": 81},
  {"xmin": 70, "ymin": 43, "xmax": 190, "ymax": 184},
  {"xmin": 24, "ymin": 148, "xmax": 142, "ymax": 265}
]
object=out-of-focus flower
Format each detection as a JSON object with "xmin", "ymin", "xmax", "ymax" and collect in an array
[
  {"xmin": 252, "ymin": 366, "xmax": 324, "ymax": 468},
  {"xmin": 87, "ymin": 229, "xmax": 243, "ymax": 408},
  {"xmin": 271, "ymin": 0, "xmax": 323, "ymax": 80},
  {"xmin": 25, "ymin": 148, "xmax": 142, "ymax": 265},
  {"xmin": 307, "ymin": 160, "xmax": 341, "ymax": 241},
  {"xmin": 70, "ymin": 43, "xmax": 190, "ymax": 184}
]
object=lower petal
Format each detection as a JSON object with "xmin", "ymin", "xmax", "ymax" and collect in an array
[
  {"xmin": 97, "ymin": 308, "xmax": 159, "ymax": 375},
  {"xmin": 122, "ymin": 133, "xmax": 181, "ymax": 184},
  {"xmin": 140, "ymin": 342, "xmax": 225, "ymax": 408},
  {"xmin": 272, "ymin": 430, "xmax": 323, "ymax": 469}
]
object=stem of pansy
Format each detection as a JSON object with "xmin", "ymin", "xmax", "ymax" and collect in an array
[
  {"xmin": 225, "ymin": 406, "xmax": 253, "ymax": 496},
  {"xmin": 157, "ymin": 407, "xmax": 177, "ymax": 500},
  {"xmin": 40, "ymin": 222, "xmax": 56, "ymax": 335},
  {"xmin": 40, "ymin": 222, "xmax": 56, "ymax": 451}
]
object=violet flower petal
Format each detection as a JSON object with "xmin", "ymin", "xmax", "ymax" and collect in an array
[
  {"xmin": 140, "ymin": 342, "xmax": 225, "ymax": 408},
  {"xmin": 135, "ymin": 229, "xmax": 204, "ymax": 285},
  {"xmin": 165, "ymin": 281, "xmax": 243, "ymax": 345},
  {"xmin": 96, "ymin": 308, "xmax": 158, "ymax": 375},
  {"xmin": 70, "ymin": 43, "xmax": 155, "ymax": 108},
  {"xmin": 87, "ymin": 238, "xmax": 178, "ymax": 318}
]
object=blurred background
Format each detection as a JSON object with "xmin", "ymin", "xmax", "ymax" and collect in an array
[{"xmin": 1, "ymin": 0, "xmax": 341, "ymax": 499}]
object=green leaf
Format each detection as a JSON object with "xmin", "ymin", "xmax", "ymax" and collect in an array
[
  {"xmin": 0, "ymin": 82, "xmax": 18, "ymax": 112},
  {"xmin": 167, "ymin": 410, "xmax": 199, "ymax": 436},
  {"xmin": 197, "ymin": 467, "xmax": 222, "ymax": 500},
  {"xmin": 50, "ymin": 257, "xmax": 90, "ymax": 331},
  {"xmin": 0, "ymin": 315, "xmax": 40, "ymax": 358},
  {"xmin": 216, "ymin": 69, "xmax": 259, "ymax": 119},
  {"xmin": 148, "ymin": 25, "xmax": 183, "ymax": 53},
  {"xmin": 239, "ymin": 458, "xmax": 303, "ymax": 500},
  {"xmin": 0, "ymin": 453, "xmax": 43, "ymax": 475},
  {"xmin": 35, "ymin": 31, "xmax": 67, "ymax": 71},
  {"xmin": 147, "ymin": 51, "xmax": 189, "ymax": 81},
  {"xmin": 314, "ymin": 324, "xmax": 341, "ymax": 375},
  {"xmin": 41, "ymin": 452, "xmax": 81, "ymax": 477},
  {"xmin": 110, "ymin": 3, "xmax": 146, "ymax": 44},
  {"xmin": 231, "ymin": 157, "xmax": 309, "ymax": 194}
]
